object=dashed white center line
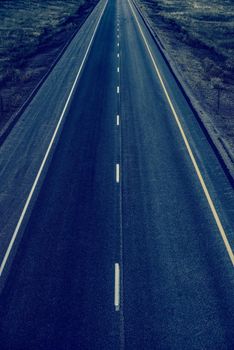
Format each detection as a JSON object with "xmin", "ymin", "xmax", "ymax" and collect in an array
[
  {"xmin": 114, "ymin": 263, "xmax": 120, "ymax": 311},
  {"xmin": 117, "ymin": 34, "xmax": 119, "ymax": 38},
  {"xmin": 116, "ymin": 164, "xmax": 120, "ymax": 183},
  {"xmin": 116, "ymin": 114, "xmax": 120, "ymax": 126},
  {"xmin": 117, "ymin": 53, "xmax": 120, "ymax": 58},
  {"xmin": 117, "ymin": 43, "xmax": 120, "ymax": 47},
  {"xmin": 117, "ymin": 67, "xmax": 120, "ymax": 73},
  {"xmin": 117, "ymin": 86, "xmax": 120, "ymax": 94}
]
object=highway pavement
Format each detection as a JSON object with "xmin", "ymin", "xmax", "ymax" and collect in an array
[{"xmin": 0, "ymin": 0, "xmax": 233, "ymax": 349}]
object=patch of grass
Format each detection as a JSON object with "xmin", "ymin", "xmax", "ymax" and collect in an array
[
  {"xmin": 0, "ymin": 0, "xmax": 84, "ymax": 72},
  {"xmin": 0, "ymin": 0, "xmax": 99, "ymax": 126},
  {"xmin": 138, "ymin": 0, "xmax": 234, "ymax": 78},
  {"xmin": 137, "ymin": 0, "xmax": 234, "ymax": 164}
]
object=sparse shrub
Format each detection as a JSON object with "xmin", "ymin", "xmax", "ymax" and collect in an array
[
  {"xmin": 21, "ymin": 69, "xmax": 34, "ymax": 83},
  {"xmin": 11, "ymin": 93, "xmax": 22, "ymax": 108},
  {"xmin": 203, "ymin": 57, "xmax": 224, "ymax": 79},
  {"xmin": 225, "ymin": 57, "xmax": 234, "ymax": 72},
  {"xmin": 4, "ymin": 68, "xmax": 14, "ymax": 82}
]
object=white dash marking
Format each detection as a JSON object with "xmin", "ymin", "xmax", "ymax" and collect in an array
[
  {"xmin": 116, "ymin": 114, "xmax": 120, "ymax": 125},
  {"xmin": 117, "ymin": 53, "xmax": 120, "ymax": 58},
  {"xmin": 117, "ymin": 34, "xmax": 119, "ymax": 38},
  {"xmin": 117, "ymin": 43, "xmax": 120, "ymax": 47},
  {"xmin": 117, "ymin": 86, "xmax": 120, "ymax": 94},
  {"xmin": 115, "ymin": 263, "xmax": 120, "ymax": 311},
  {"xmin": 117, "ymin": 67, "xmax": 120, "ymax": 73},
  {"xmin": 116, "ymin": 164, "xmax": 120, "ymax": 183}
]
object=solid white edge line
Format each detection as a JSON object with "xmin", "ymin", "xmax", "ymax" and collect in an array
[
  {"xmin": 128, "ymin": 0, "xmax": 234, "ymax": 266},
  {"xmin": 115, "ymin": 263, "xmax": 120, "ymax": 311},
  {"xmin": 117, "ymin": 114, "xmax": 120, "ymax": 126},
  {"xmin": 0, "ymin": 0, "xmax": 109, "ymax": 278},
  {"xmin": 116, "ymin": 164, "xmax": 120, "ymax": 183}
]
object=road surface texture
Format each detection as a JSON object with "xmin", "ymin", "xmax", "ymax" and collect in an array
[{"xmin": 0, "ymin": 0, "xmax": 233, "ymax": 349}]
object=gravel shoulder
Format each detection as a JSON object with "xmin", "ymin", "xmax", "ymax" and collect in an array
[
  {"xmin": 135, "ymin": 0, "xmax": 234, "ymax": 179},
  {"xmin": 0, "ymin": 0, "xmax": 99, "ymax": 133}
]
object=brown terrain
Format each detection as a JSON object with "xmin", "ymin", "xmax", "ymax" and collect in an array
[
  {"xmin": 0, "ymin": 0, "xmax": 99, "ymax": 132},
  {"xmin": 135, "ymin": 0, "xmax": 234, "ymax": 178}
]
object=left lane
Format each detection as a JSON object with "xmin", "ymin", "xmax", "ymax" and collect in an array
[
  {"xmin": 0, "ymin": 0, "xmax": 106, "ymax": 267},
  {"xmin": 0, "ymin": 1, "xmax": 120, "ymax": 349}
]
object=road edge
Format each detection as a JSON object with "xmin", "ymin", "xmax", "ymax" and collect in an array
[
  {"xmin": 0, "ymin": 0, "xmax": 108, "ymax": 293},
  {"xmin": 131, "ymin": 0, "xmax": 234, "ymax": 188},
  {"xmin": 0, "ymin": 0, "xmax": 101, "ymax": 148}
]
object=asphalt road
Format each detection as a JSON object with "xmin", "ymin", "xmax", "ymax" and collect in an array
[{"xmin": 0, "ymin": 0, "xmax": 234, "ymax": 349}]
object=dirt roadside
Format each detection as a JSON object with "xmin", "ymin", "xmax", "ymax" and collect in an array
[
  {"xmin": 0, "ymin": 0, "xmax": 99, "ymax": 137},
  {"xmin": 134, "ymin": 0, "xmax": 234, "ymax": 180}
]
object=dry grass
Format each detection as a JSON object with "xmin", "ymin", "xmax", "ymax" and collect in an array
[
  {"xmin": 0, "ymin": 0, "xmax": 98, "ymax": 127},
  {"xmin": 137, "ymin": 0, "xmax": 234, "ymax": 167}
]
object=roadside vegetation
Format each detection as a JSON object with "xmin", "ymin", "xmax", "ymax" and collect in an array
[
  {"xmin": 136, "ymin": 0, "xmax": 234, "ymax": 173},
  {"xmin": 0, "ymin": 0, "xmax": 98, "ymax": 129}
]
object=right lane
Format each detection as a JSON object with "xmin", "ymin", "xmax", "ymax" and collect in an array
[{"xmin": 119, "ymin": 0, "xmax": 234, "ymax": 348}]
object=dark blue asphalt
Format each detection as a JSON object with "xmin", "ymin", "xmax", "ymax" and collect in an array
[{"xmin": 0, "ymin": 0, "xmax": 233, "ymax": 349}]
